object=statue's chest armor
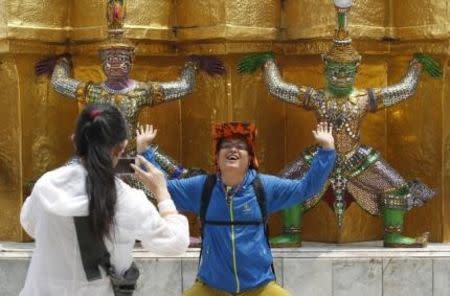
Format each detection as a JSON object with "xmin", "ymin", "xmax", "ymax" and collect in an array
[
  {"xmin": 316, "ymin": 99, "xmax": 363, "ymax": 132},
  {"xmin": 85, "ymin": 84, "xmax": 148, "ymax": 123}
]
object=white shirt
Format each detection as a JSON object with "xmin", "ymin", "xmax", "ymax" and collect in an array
[{"xmin": 19, "ymin": 162, "xmax": 189, "ymax": 296}]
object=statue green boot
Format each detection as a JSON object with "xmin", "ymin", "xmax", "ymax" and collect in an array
[
  {"xmin": 382, "ymin": 189, "xmax": 429, "ymax": 248},
  {"xmin": 270, "ymin": 205, "xmax": 303, "ymax": 248}
]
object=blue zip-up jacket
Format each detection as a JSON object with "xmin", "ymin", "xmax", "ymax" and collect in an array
[{"xmin": 143, "ymin": 148, "xmax": 336, "ymax": 293}]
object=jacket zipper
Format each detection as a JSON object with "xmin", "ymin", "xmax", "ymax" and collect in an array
[{"xmin": 227, "ymin": 194, "xmax": 240, "ymax": 293}]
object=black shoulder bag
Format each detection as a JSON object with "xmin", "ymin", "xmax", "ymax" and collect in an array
[{"xmin": 74, "ymin": 217, "xmax": 140, "ymax": 296}]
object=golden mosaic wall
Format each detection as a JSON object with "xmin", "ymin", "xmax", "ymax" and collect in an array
[{"xmin": 0, "ymin": 0, "xmax": 448, "ymax": 243}]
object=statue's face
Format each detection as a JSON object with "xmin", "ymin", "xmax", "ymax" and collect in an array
[
  {"xmin": 325, "ymin": 61, "xmax": 358, "ymax": 97},
  {"xmin": 101, "ymin": 49, "xmax": 133, "ymax": 80}
]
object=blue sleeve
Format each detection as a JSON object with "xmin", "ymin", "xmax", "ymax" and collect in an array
[
  {"xmin": 166, "ymin": 175, "xmax": 206, "ymax": 214},
  {"xmin": 141, "ymin": 147, "xmax": 163, "ymax": 170},
  {"xmin": 264, "ymin": 148, "xmax": 336, "ymax": 213},
  {"xmin": 141, "ymin": 147, "xmax": 185, "ymax": 179},
  {"xmin": 142, "ymin": 147, "xmax": 205, "ymax": 214}
]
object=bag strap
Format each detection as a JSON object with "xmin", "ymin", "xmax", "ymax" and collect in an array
[
  {"xmin": 197, "ymin": 174, "xmax": 216, "ymax": 269},
  {"xmin": 198, "ymin": 174, "xmax": 276, "ymax": 278},
  {"xmin": 73, "ymin": 216, "xmax": 112, "ymax": 281},
  {"xmin": 251, "ymin": 176, "xmax": 276, "ymax": 277},
  {"xmin": 199, "ymin": 174, "xmax": 217, "ymax": 228},
  {"xmin": 252, "ymin": 175, "xmax": 267, "ymax": 223}
]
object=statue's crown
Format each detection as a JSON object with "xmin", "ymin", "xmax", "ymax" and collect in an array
[
  {"xmin": 99, "ymin": 0, "xmax": 135, "ymax": 55},
  {"xmin": 323, "ymin": 0, "xmax": 360, "ymax": 64}
]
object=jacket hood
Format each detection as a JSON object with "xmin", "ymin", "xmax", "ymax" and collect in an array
[{"xmin": 31, "ymin": 163, "xmax": 90, "ymax": 217}]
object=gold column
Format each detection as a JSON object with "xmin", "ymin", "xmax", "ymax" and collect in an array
[
  {"xmin": 0, "ymin": 55, "xmax": 22, "ymax": 241},
  {"xmin": 443, "ymin": 57, "xmax": 450, "ymax": 242},
  {"xmin": 175, "ymin": 0, "xmax": 280, "ymax": 41},
  {"xmin": 7, "ymin": 0, "xmax": 69, "ymax": 42},
  {"xmin": 0, "ymin": 0, "xmax": 7, "ymax": 39},
  {"xmin": 126, "ymin": 0, "xmax": 174, "ymax": 41},
  {"xmin": 393, "ymin": 0, "xmax": 449, "ymax": 40},
  {"xmin": 70, "ymin": 0, "xmax": 106, "ymax": 41}
]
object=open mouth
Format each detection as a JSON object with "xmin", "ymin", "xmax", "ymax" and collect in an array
[{"xmin": 226, "ymin": 154, "xmax": 239, "ymax": 161}]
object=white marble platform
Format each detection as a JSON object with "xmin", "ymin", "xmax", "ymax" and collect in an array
[{"xmin": 1, "ymin": 241, "xmax": 450, "ymax": 296}]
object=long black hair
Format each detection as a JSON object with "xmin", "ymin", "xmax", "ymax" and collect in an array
[{"xmin": 73, "ymin": 104, "xmax": 128, "ymax": 239}]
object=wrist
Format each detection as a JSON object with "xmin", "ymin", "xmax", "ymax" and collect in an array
[
  {"xmin": 321, "ymin": 143, "xmax": 335, "ymax": 150},
  {"xmin": 137, "ymin": 144, "xmax": 150, "ymax": 154},
  {"xmin": 154, "ymin": 188, "xmax": 170, "ymax": 202},
  {"xmin": 157, "ymin": 199, "xmax": 177, "ymax": 214}
]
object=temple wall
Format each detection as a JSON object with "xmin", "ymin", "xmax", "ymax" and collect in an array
[{"xmin": 0, "ymin": 0, "xmax": 448, "ymax": 242}]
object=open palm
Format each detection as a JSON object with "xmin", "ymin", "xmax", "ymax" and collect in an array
[
  {"xmin": 312, "ymin": 122, "xmax": 335, "ymax": 150},
  {"xmin": 136, "ymin": 124, "xmax": 158, "ymax": 153}
]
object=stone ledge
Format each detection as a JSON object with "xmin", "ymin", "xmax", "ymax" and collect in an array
[{"xmin": 1, "ymin": 241, "xmax": 449, "ymax": 296}]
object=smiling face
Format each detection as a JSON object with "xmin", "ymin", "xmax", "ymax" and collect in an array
[{"xmin": 217, "ymin": 137, "xmax": 250, "ymax": 175}]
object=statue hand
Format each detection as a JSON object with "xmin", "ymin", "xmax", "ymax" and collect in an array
[
  {"xmin": 312, "ymin": 122, "xmax": 335, "ymax": 150},
  {"xmin": 35, "ymin": 53, "xmax": 72, "ymax": 76},
  {"xmin": 189, "ymin": 55, "xmax": 225, "ymax": 75},
  {"xmin": 237, "ymin": 52, "xmax": 274, "ymax": 74},
  {"xmin": 136, "ymin": 124, "xmax": 158, "ymax": 154},
  {"xmin": 413, "ymin": 53, "xmax": 443, "ymax": 78}
]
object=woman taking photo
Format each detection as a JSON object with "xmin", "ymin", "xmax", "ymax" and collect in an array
[{"xmin": 20, "ymin": 104, "xmax": 189, "ymax": 295}]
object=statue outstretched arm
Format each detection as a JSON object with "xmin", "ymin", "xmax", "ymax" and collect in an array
[
  {"xmin": 263, "ymin": 59, "xmax": 315, "ymax": 109},
  {"xmin": 368, "ymin": 59, "xmax": 422, "ymax": 110},
  {"xmin": 145, "ymin": 56, "xmax": 225, "ymax": 107},
  {"xmin": 368, "ymin": 54, "xmax": 442, "ymax": 111},
  {"xmin": 146, "ymin": 61, "xmax": 199, "ymax": 106},
  {"xmin": 36, "ymin": 54, "xmax": 85, "ymax": 100},
  {"xmin": 238, "ymin": 52, "xmax": 317, "ymax": 109}
]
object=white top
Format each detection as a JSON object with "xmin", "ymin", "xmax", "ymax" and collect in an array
[{"xmin": 19, "ymin": 162, "xmax": 189, "ymax": 296}]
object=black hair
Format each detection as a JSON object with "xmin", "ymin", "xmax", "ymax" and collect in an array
[{"xmin": 73, "ymin": 104, "xmax": 128, "ymax": 239}]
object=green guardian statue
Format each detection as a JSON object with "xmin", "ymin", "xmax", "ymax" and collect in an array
[{"xmin": 238, "ymin": 0, "xmax": 442, "ymax": 248}]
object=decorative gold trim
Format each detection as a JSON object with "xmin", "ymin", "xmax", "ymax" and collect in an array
[
  {"xmin": 384, "ymin": 224, "xmax": 403, "ymax": 233},
  {"xmin": 283, "ymin": 226, "xmax": 302, "ymax": 234}
]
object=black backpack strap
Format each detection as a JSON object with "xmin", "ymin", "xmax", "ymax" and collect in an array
[
  {"xmin": 200, "ymin": 174, "xmax": 217, "ymax": 228},
  {"xmin": 251, "ymin": 175, "xmax": 267, "ymax": 223},
  {"xmin": 251, "ymin": 175, "xmax": 276, "ymax": 278},
  {"xmin": 198, "ymin": 174, "xmax": 217, "ymax": 268},
  {"xmin": 198, "ymin": 174, "xmax": 276, "ymax": 278},
  {"xmin": 73, "ymin": 216, "xmax": 111, "ymax": 281}
]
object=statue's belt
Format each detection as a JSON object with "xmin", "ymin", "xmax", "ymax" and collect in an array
[{"xmin": 304, "ymin": 145, "xmax": 379, "ymax": 179}]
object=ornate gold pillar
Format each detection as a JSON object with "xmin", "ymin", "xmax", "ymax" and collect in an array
[
  {"xmin": 175, "ymin": 0, "xmax": 280, "ymax": 41},
  {"xmin": 443, "ymin": 57, "xmax": 450, "ymax": 242},
  {"xmin": 0, "ymin": 55, "xmax": 22, "ymax": 241},
  {"xmin": 392, "ymin": 0, "xmax": 449, "ymax": 40}
]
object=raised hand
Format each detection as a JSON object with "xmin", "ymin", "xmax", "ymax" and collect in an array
[
  {"xmin": 136, "ymin": 124, "xmax": 157, "ymax": 154},
  {"xmin": 189, "ymin": 55, "xmax": 226, "ymax": 76},
  {"xmin": 413, "ymin": 53, "xmax": 443, "ymax": 78},
  {"xmin": 312, "ymin": 122, "xmax": 335, "ymax": 150},
  {"xmin": 237, "ymin": 51, "xmax": 275, "ymax": 74},
  {"xmin": 131, "ymin": 156, "xmax": 169, "ymax": 203},
  {"xmin": 35, "ymin": 53, "xmax": 72, "ymax": 76}
]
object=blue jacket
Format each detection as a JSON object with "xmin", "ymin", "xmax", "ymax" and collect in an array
[{"xmin": 143, "ymin": 148, "xmax": 336, "ymax": 293}]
